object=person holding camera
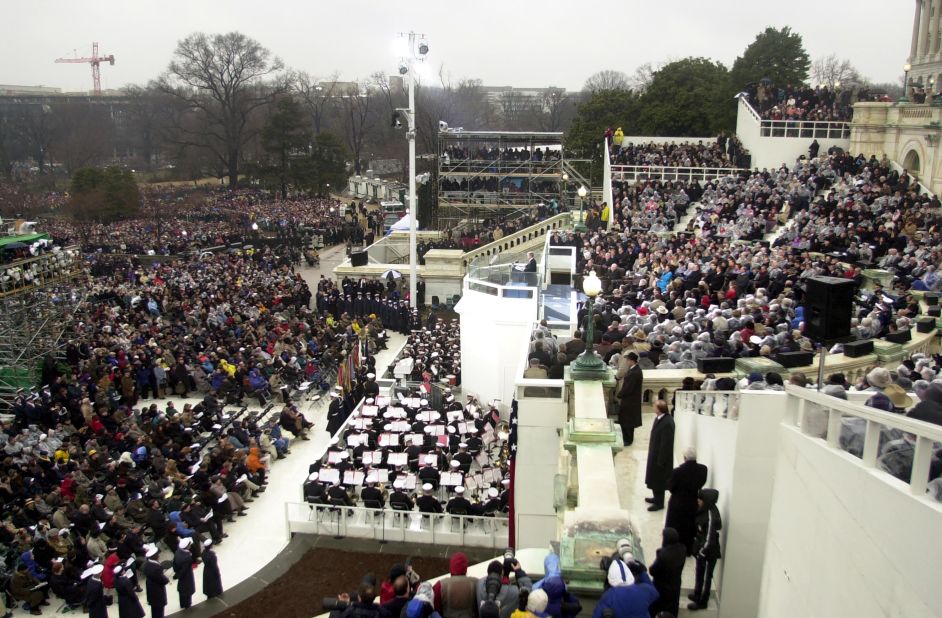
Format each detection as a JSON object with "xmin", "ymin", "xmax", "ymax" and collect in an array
[
  {"xmin": 475, "ymin": 552, "xmax": 533, "ymax": 618},
  {"xmin": 593, "ymin": 539, "xmax": 659, "ymax": 618}
]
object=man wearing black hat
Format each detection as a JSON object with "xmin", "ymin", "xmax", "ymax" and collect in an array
[{"xmin": 617, "ymin": 352, "xmax": 643, "ymax": 446}]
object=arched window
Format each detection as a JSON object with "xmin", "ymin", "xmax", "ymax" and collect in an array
[{"xmin": 903, "ymin": 149, "xmax": 921, "ymax": 173}]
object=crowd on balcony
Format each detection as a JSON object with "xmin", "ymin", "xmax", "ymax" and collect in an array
[
  {"xmin": 551, "ymin": 150, "xmax": 939, "ymax": 372},
  {"xmin": 744, "ymin": 82, "xmax": 855, "ymax": 123},
  {"xmin": 439, "ymin": 176, "xmax": 560, "ymax": 196},
  {"xmin": 442, "ymin": 146, "xmax": 561, "ymax": 163}
]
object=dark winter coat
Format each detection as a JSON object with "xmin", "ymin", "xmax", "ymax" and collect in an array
[
  {"xmin": 618, "ymin": 365, "xmax": 644, "ymax": 430},
  {"xmin": 202, "ymin": 548, "xmax": 224, "ymax": 598},
  {"xmin": 649, "ymin": 527, "xmax": 687, "ymax": 617},
  {"xmin": 84, "ymin": 577, "xmax": 110, "ymax": 618},
  {"xmin": 173, "ymin": 548, "xmax": 196, "ymax": 598},
  {"xmin": 116, "ymin": 574, "xmax": 146, "ymax": 618},
  {"xmin": 665, "ymin": 459, "xmax": 708, "ymax": 551},
  {"xmin": 692, "ymin": 489, "xmax": 722, "ymax": 561},
  {"xmin": 645, "ymin": 413, "xmax": 675, "ymax": 492},
  {"xmin": 144, "ymin": 558, "xmax": 169, "ymax": 608}
]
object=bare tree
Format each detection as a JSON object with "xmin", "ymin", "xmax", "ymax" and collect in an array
[
  {"xmin": 583, "ymin": 70, "xmax": 631, "ymax": 93},
  {"xmin": 629, "ymin": 62, "xmax": 664, "ymax": 93},
  {"xmin": 530, "ymin": 88, "xmax": 574, "ymax": 132},
  {"xmin": 157, "ymin": 31, "xmax": 288, "ymax": 187},
  {"xmin": 14, "ymin": 104, "xmax": 56, "ymax": 173},
  {"xmin": 498, "ymin": 90, "xmax": 529, "ymax": 129},
  {"xmin": 337, "ymin": 81, "xmax": 376, "ymax": 175},
  {"xmin": 295, "ymin": 71, "xmax": 340, "ymax": 134},
  {"xmin": 810, "ymin": 54, "xmax": 862, "ymax": 88}
]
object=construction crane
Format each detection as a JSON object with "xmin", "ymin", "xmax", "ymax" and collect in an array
[{"xmin": 54, "ymin": 42, "xmax": 115, "ymax": 96}]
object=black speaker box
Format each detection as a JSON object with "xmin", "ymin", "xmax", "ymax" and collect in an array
[
  {"xmin": 775, "ymin": 351, "xmax": 814, "ymax": 368},
  {"xmin": 350, "ymin": 251, "xmax": 369, "ymax": 267},
  {"xmin": 917, "ymin": 318, "xmax": 936, "ymax": 333},
  {"xmin": 885, "ymin": 329, "xmax": 912, "ymax": 344},
  {"xmin": 843, "ymin": 339, "xmax": 874, "ymax": 358},
  {"xmin": 697, "ymin": 357, "xmax": 736, "ymax": 373},
  {"xmin": 926, "ymin": 293, "xmax": 939, "ymax": 306},
  {"xmin": 928, "ymin": 306, "xmax": 941, "ymax": 317},
  {"xmin": 804, "ymin": 276, "xmax": 856, "ymax": 342}
]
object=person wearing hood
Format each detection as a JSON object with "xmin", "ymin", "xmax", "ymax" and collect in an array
[
  {"xmin": 688, "ymin": 489, "xmax": 722, "ymax": 611},
  {"xmin": 531, "ymin": 553, "xmax": 580, "ymax": 618},
  {"xmin": 475, "ymin": 558, "xmax": 533, "ymax": 618},
  {"xmin": 907, "ymin": 382, "xmax": 942, "ymax": 426},
  {"xmin": 592, "ymin": 555, "xmax": 658, "ymax": 618},
  {"xmin": 649, "ymin": 527, "xmax": 687, "ymax": 617},
  {"xmin": 405, "ymin": 582, "xmax": 441, "ymax": 618},
  {"xmin": 433, "ymin": 552, "xmax": 477, "ymax": 618}
]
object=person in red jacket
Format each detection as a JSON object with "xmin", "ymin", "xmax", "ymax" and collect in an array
[{"xmin": 102, "ymin": 549, "xmax": 121, "ymax": 592}]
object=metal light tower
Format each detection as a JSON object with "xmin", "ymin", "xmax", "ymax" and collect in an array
[{"xmin": 395, "ymin": 32, "xmax": 429, "ymax": 309}]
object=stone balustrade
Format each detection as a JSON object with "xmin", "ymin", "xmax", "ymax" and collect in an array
[{"xmin": 461, "ymin": 211, "xmax": 572, "ymax": 268}]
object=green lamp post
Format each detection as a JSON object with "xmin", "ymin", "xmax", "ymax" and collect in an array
[{"xmin": 570, "ymin": 270, "xmax": 609, "ymax": 380}]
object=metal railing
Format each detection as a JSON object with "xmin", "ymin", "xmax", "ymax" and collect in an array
[
  {"xmin": 462, "ymin": 211, "xmax": 571, "ymax": 267},
  {"xmin": 675, "ymin": 390, "xmax": 741, "ymax": 420},
  {"xmin": 285, "ymin": 502, "xmax": 508, "ymax": 548},
  {"xmin": 759, "ymin": 119, "xmax": 850, "ymax": 139},
  {"xmin": 610, "ymin": 165, "xmax": 747, "ymax": 184},
  {"xmin": 784, "ymin": 384, "xmax": 942, "ymax": 501}
]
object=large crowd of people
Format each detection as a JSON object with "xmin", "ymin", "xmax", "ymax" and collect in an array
[
  {"xmin": 550, "ymin": 151, "xmax": 941, "ymax": 372},
  {"xmin": 608, "ymin": 135, "xmax": 751, "ymax": 171},
  {"xmin": 744, "ymin": 82, "xmax": 855, "ymax": 123}
]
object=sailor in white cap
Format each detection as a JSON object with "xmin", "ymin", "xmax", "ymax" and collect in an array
[
  {"xmin": 173, "ymin": 536, "xmax": 196, "ymax": 609},
  {"xmin": 363, "ymin": 372, "xmax": 379, "ymax": 398},
  {"xmin": 389, "ymin": 479, "xmax": 414, "ymax": 510},
  {"xmin": 454, "ymin": 442, "xmax": 472, "ymax": 473},
  {"xmin": 303, "ymin": 472, "xmax": 326, "ymax": 504},
  {"xmin": 115, "ymin": 561, "xmax": 147, "ymax": 617},
  {"xmin": 446, "ymin": 485, "xmax": 472, "ymax": 514},
  {"xmin": 416, "ymin": 483, "xmax": 443, "ymax": 513},
  {"xmin": 326, "ymin": 388, "xmax": 345, "ymax": 435},
  {"xmin": 202, "ymin": 537, "xmax": 224, "ymax": 599},
  {"xmin": 418, "ymin": 455, "xmax": 440, "ymax": 489},
  {"xmin": 83, "ymin": 563, "xmax": 108, "ymax": 617}
]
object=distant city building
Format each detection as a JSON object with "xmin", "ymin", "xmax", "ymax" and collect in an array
[{"xmin": 0, "ymin": 84, "xmax": 62, "ymax": 96}]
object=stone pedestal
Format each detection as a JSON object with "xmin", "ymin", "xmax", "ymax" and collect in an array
[
  {"xmin": 862, "ymin": 268, "xmax": 894, "ymax": 291},
  {"xmin": 873, "ymin": 340, "xmax": 906, "ymax": 365},
  {"xmin": 735, "ymin": 356, "xmax": 786, "ymax": 377}
]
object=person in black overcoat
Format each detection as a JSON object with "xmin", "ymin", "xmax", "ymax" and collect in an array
[
  {"xmin": 665, "ymin": 447, "xmax": 709, "ymax": 554},
  {"xmin": 326, "ymin": 392, "xmax": 344, "ymax": 436},
  {"xmin": 648, "ymin": 527, "xmax": 687, "ymax": 617},
  {"xmin": 143, "ymin": 545, "xmax": 170, "ymax": 618},
  {"xmin": 84, "ymin": 565, "xmax": 110, "ymax": 618},
  {"xmin": 172, "ymin": 538, "xmax": 196, "ymax": 609},
  {"xmin": 617, "ymin": 353, "xmax": 643, "ymax": 446},
  {"xmin": 201, "ymin": 540, "xmax": 224, "ymax": 599},
  {"xmin": 645, "ymin": 400, "xmax": 675, "ymax": 510},
  {"xmin": 116, "ymin": 569, "xmax": 145, "ymax": 618}
]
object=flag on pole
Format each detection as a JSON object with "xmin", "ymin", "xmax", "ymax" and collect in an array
[{"xmin": 507, "ymin": 398, "xmax": 519, "ymax": 549}]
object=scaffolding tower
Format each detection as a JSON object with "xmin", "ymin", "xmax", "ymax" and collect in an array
[
  {"xmin": 0, "ymin": 244, "xmax": 87, "ymax": 409},
  {"xmin": 437, "ymin": 131, "xmax": 568, "ymax": 230}
]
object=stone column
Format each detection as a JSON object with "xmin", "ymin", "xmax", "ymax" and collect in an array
[
  {"xmin": 919, "ymin": 0, "xmax": 931, "ymax": 60},
  {"xmin": 912, "ymin": 0, "xmax": 923, "ymax": 61},
  {"xmin": 935, "ymin": 0, "xmax": 942, "ymax": 55}
]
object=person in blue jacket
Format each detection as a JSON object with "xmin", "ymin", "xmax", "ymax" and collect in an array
[
  {"xmin": 532, "ymin": 553, "xmax": 581, "ymax": 618},
  {"xmin": 592, "ymin": 557, "xmax": 658, "ymax": 618}
]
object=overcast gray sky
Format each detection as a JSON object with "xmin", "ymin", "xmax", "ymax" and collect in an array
[{"xmin": 3, "ymin": 0, "xmax": 914, "ymax": 93}]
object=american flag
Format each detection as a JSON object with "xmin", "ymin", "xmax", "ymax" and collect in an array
[{"xmin": 508, "ymin": 398, "xmax": 518, "ymax": 549}]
